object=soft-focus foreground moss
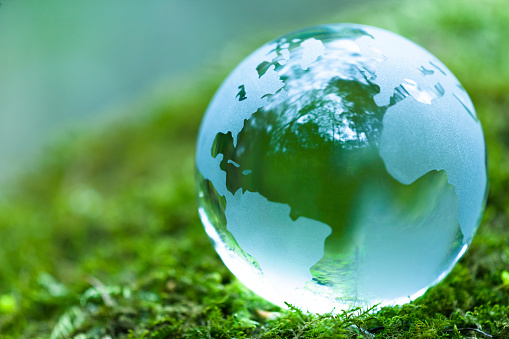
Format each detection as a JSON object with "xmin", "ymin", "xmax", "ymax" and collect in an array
[{"xmin": 1, "ymin": 0, "xmax": 509, "ymax": 338}]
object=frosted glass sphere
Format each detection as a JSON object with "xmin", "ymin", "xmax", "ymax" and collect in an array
[{"xmin": 195, "ymin": 24, "xmax": 488, "ymax": 313}]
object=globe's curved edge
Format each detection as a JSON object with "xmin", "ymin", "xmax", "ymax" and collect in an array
[{"xmin": 195, "ymin": 23, "xmax": 489, "ymax": 313}]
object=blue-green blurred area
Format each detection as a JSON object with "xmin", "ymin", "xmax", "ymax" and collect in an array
[{"xmin": 0, "ymin": 0, "xmax": 371, "ymax": 182}]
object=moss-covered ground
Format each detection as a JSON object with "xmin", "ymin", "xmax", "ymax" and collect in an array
[{"xmin": 1, "ymin": 0, "xmax": 509, "ymax": 337}]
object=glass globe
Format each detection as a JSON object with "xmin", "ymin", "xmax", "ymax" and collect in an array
[{"xmin": 195, "ymin": 24, "xmax": 488, "ymax": 313}]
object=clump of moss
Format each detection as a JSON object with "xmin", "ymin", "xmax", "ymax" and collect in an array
[{"xmin": 1, "ymin": 0, "xmax": 509, "ymax": 337}]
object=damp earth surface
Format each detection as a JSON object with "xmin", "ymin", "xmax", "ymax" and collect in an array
[{"xmin": 196, "ymin": 24, "xmax": 488, "ymax": 313}]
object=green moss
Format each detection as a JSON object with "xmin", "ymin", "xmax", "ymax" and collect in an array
[{"xmin": 1, "ymin": 0, "xmax": 509, "ymax": 337}]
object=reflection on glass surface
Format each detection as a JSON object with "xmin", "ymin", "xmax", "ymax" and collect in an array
[{"xmin": 196, "ymin": 24, "xmax": 488, "ymax": 313}]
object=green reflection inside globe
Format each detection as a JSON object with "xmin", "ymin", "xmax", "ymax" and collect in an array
[{"xmin": 195, "ymin": 24, "xmax": 488, "ymax": 313}]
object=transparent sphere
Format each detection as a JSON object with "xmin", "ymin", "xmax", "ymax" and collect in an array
[{"xmin": 196, "ymin": 24, "xmax": 488, "ymax": 313}]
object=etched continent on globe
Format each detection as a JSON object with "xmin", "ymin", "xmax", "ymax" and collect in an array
[{"xmin": 196, "ymin": 24, "xmax": 488, "ymax": 313}]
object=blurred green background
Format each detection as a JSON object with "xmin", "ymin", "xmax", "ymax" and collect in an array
[{"xmin": 0, "ymin": 0, "xmax": 508, "ymax": 338}]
